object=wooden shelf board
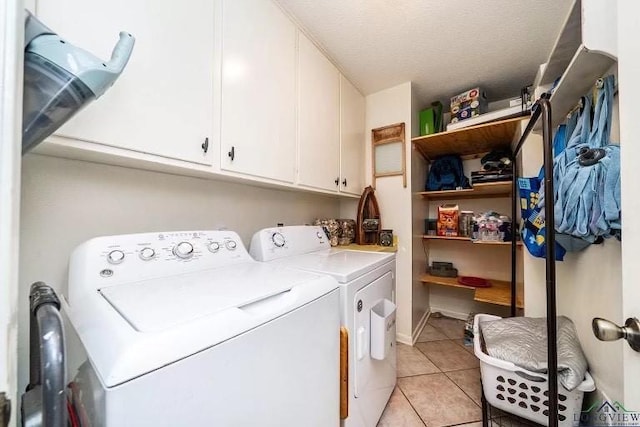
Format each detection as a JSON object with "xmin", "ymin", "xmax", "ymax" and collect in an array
[
  {"xmin": 420, "ymin": 273, "xmax": 524, "ymax": 308},
  {"xmin": 422, "ymin": 235, "xmax": 522, "ymax": 246},
  {"xmin": 416, "ymin": 181, "xmax": 512, "ymax": 200},
  {"xmin": 473, "ymin": 240, "xmax": 523, "ymax": 246},
  {"xmin": 422, "ymin": 235, "xmax": 470, "ymax": 241},
  {"xmin": 475, "ymin": 282, "xmax": 525, "ymax": 309},
  {"xmin": 419, "ymin": 274, "xmax": 476, "ymax": 290},
  {"xmin": 411, "ymin": 116, "xmax": 526, "ymax": 161}
]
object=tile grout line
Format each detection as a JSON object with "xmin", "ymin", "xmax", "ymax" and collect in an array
[
  {"xmin": 416, "ymin": 335, "xmax": 484, "ymax": 424},
  {"xmin": 436, "ymin": 337, "xmax": 482, "ymax": 406},
  {"xmin": 397, "ymin": 371, "xmax": 443, "ymax": 380},
  {"xmin": 399, "ymin": 370, "xmax": 484, "ymax": 427},
  {"xmin": 395, "ymin": 382, "xmax": 428, "ymax": 427},
  {"xmin": 443, "ymin": 369, "xmax": 483, "ymax": 410},
  {"xmin": 414, "ymin": 338, "xmax": 479, "ymax": 373},
  {"xmin": 412, "ymin": 320, "xmax": 484, "ymax": 426}
]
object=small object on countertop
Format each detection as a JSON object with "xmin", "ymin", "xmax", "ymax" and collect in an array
[
  {"xmin": 457, "ymin": 276, "xmax": 491, "ymax": 288},
  {"xmin": 337, "ymin": 219, "xmax": 356, "ymax": 245},
  {"xmin": 362, "ymin": 218, "xmax": 380, "ymax": 232},
  {"xmin": 379, "ymin": 229, "xmax": 393, "ymax": 247},
  {"xmin": 356, "ymin": 186, "xmax": 382, "ymax": 245}
]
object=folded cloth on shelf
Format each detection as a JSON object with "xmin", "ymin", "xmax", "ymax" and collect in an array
[{"xmin": 480, "ymin": 316, "xmax": 588, "ymax": 391}]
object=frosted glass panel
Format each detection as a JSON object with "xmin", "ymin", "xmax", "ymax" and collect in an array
[{"xmin": 374, "ymin": 142, "xmax": 403, "ymax": 175}]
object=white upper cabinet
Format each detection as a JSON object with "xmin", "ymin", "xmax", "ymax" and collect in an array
[
  {"xmin": 36, "ymin": 0, "xmax": 215, "ymax": 165},
  {"xmin": 339, "ymin": 76, "xmax": 365, "ymax": 196},
  {"xmin": 220, "ymin": 0, "xmax": 297, "ymax": 183},
  {"xmin": 297, "ymin": 32, "xmax": 341, "ymax": 192}
]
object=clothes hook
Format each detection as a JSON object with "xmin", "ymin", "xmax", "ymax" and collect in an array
[{"xmin": 595, "ymin": 78, "xmax": 604, "ymax": 89}]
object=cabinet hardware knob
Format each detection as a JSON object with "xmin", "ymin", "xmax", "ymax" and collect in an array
[
  {"xmin": 335, "ymin": 177, "xmax": 339, "ymax": 186},
  {"xmin": 228, "ymin": 146, "xmax": 235, "ymax": 161},
  {"xmin": 342, "ymin": 179, "xmax": 347, "ymax": 187},
  {"xmin": 201, "ymin": 137, "xmax": 209, "ymax": 153}
]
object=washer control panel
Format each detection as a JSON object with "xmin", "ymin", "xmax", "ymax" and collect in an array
[
  {"xmin": 68, "ymin": 230, "xmax": 252, "ymax": 296},
  {"xmin": 249, "ymin": 225, "xmax": 330, "ymax": 261}
]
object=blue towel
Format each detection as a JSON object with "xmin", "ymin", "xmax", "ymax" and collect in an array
[{"xmin": 551, "ymin": 75, "xmax": 620, "ymax": 240}]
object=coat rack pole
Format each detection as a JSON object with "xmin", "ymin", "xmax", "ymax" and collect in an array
[
  {"xmin": 510, "ymin": 166, "xmax": 517, "ymax": 318},
  {"xmin": 513, "ymin": 96, "xmax": 558, "ymax": 427}
]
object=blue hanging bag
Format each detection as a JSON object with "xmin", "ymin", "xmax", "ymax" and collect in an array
[{"xmin": 518, "ymin": 127, "xmax": 567, "ymax": 261}]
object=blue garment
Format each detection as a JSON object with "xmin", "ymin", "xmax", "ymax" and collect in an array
[{"xmin": 552, "ymin": 75, "xmax": 620, "ymax": 240}]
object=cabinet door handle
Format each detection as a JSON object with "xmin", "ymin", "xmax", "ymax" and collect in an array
[
  {"xmin": 228, "ymin": 146, "xmax": 235, "ymax": 161},
  {"xmin": 335, "ymin": 177, "xmax": 339, "ymax": 186},
  {"xmin": 201, "ymin": 137, "xmax": 209, "ymax": 154},
  {"xmin": 342, "ymin": 179, "xmax": 347, "ymax": 187}
]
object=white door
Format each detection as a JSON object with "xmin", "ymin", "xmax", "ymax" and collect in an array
[
  {"xmin": 220, "ymin": 0, "xmax": 297, "ymax": 183},
  {"xmin": 339, "ymin": 76, "xmax": 365, "ymax": 196},
  {"xmin": 35, "ymin": 0, "xmax": 215, "ymax": 165},
  {"xmin": 297, "ymin": 32, "xmax": 340, "ymax": 192},
  {"xmin": 0, "ymin": 1, "xmax": 22, "ymax": 425},
  {"xmin": 617, "ymin": 3, "xmax": 640, "ymax": 409}
]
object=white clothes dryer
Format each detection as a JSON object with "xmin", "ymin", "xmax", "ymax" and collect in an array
[
  {"xmin": 63, "ymin": 230, "xmax": 341, "ymax": 427},
  {"xmin": 250, "ymin": 225, "xmax": 397, "ymax": 427}
]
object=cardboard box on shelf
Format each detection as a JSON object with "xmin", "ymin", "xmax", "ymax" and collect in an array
[{"xmin": 449, "ymin": 87, "xmax": 487, "ymax": 125}]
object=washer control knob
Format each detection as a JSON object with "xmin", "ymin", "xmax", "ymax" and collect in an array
[
  {"xmin": 107, "ymin": 250, "xmax": 125, "ymax": 265},
  {"xmin": 173, "ymin": 241, "xmax": 194, "ymax": 259},
  {"xmin": 139, "ymin": 247, "xmax": 155, "ymax": 261},
  {"xmin": 208, "ymin": 242, "xmax": 221, "ymax": 253},
  {"xmin": 272, "ymin": 232, "xmax": 286, "ymax": 248},
  {"xmin": 225, "ymin": 240, "xmax": 237, "ymax": 251}
]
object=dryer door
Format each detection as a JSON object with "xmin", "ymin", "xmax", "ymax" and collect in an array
[{"xmin": 353, "ymin": 272, "xmax": 396, "ymax": 402}]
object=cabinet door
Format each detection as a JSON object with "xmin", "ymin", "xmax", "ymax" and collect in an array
[
  {"xmin": 36, "ymin": 0, "xmax": 215, "ymax": 165},
  {"xmin": 220, "ymin": 0, "xmax": 296, "ymax": 183},
  {"xmin": 297, "ymin": 32, "xmax": 340, "ymax": 192},
  {"xmin": 339, "ymin": 76, "xmax": 365, "ymax": 196}
]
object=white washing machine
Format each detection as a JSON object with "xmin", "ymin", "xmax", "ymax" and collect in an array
[
  {"xmin": 62, "ymin": 230, "xmax": 341, "ymax": 427},
  {"xmin": 250, "ymin": 225, "xmax": 397, "ymax": 427}
]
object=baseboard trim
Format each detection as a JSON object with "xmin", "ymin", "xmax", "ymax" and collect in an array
[
  {"xmin": 429, "ymin": 306, "xmax": 469, "ymax": 321},
  {"xmin": 410, "ymin": 309, "xmax": 431, "ymax": 345},
  {"xmin": 396, "ymin": 332, "xmax": 413, "ymax": 345}
]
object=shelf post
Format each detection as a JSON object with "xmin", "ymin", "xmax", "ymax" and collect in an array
[{"xmin": 513, "ymin": 96, "xmax": 559, "ymax": 427}]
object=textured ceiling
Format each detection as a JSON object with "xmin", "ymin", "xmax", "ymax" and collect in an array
[{"xmin": 275, "ymin": 0, "xmax": 573, "ymax": 105}]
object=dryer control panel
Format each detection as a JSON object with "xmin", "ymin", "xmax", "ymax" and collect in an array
[
  {"xmin": 68, "ymin": 230, "xmax": 252, "ymax": 304},
  {"xmin": 249, "ymin": 225, "xmax": 330, "ymax": 261}
]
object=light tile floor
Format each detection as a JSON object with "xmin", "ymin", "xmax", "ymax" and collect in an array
[
  {"xmin": 378, "ymin": 315, "xmax": 483, "ymax": 427},
  {"xmin": 378, "ymin": 315, "xmax": 534, "ymax": 427}
]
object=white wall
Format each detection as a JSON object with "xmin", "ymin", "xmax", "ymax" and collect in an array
[
  {"xmin": 17, "ymin": 154, "xmax": 340, "ymax": 393},
  {"xmin": 410, "ymin": 86, "xmax": 430, "ymax": 335},
  {"xmin": 0, "ymin": 0, "xmax": 23, "ymax": 422},
  {"xmin": 617, "ymin": 2, "xmax": 640, "ymax": 406},
  {"xmin": 364, "ymin": 82, "xmax": 414, "ymax": 343}
]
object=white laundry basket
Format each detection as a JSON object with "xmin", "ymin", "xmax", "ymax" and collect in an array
[{"xmin": 474, "ymin": 314, "xmax": 595, "ymax": 427}]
